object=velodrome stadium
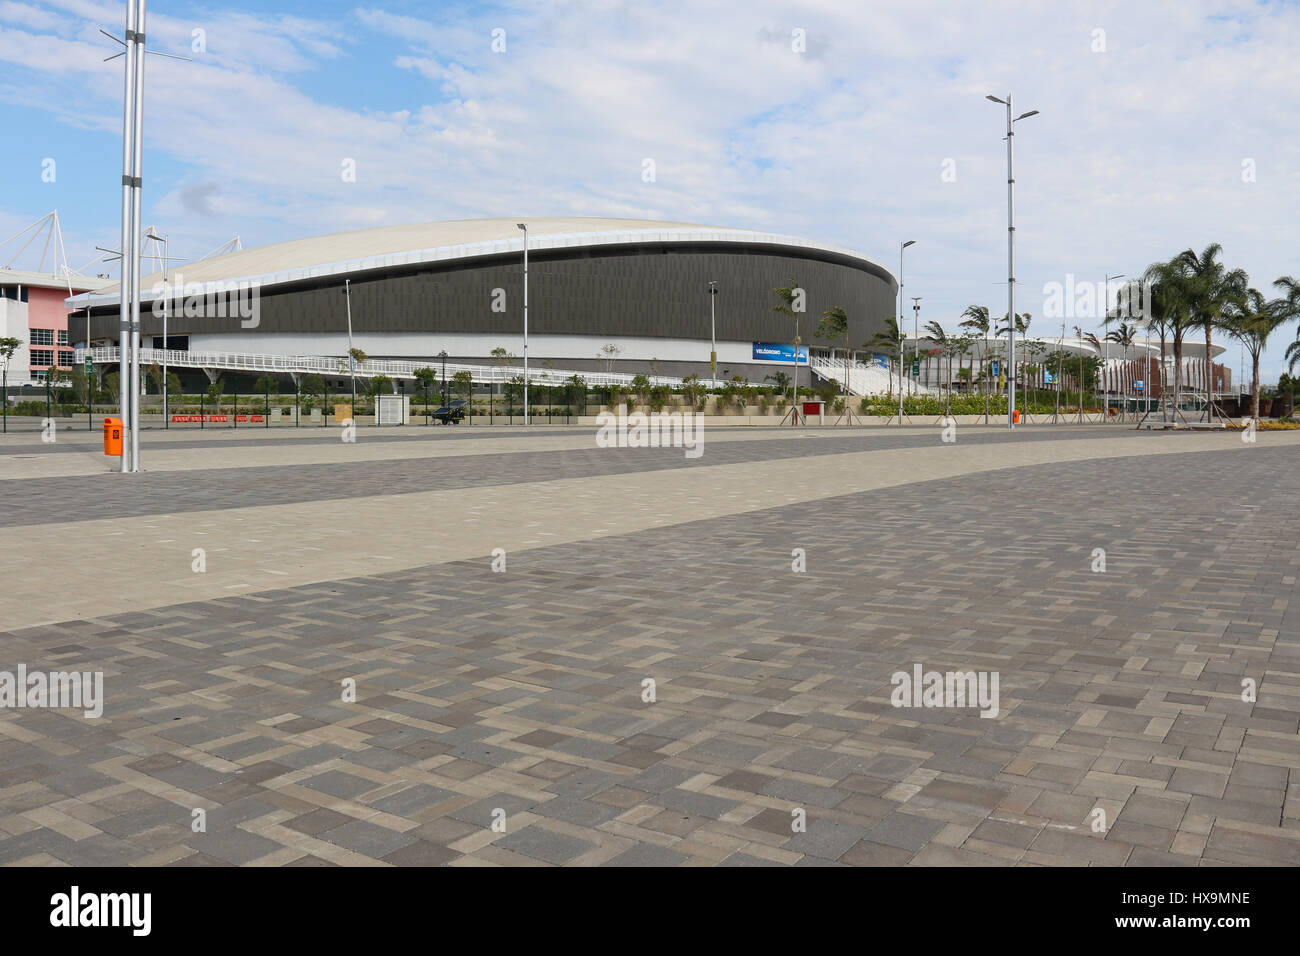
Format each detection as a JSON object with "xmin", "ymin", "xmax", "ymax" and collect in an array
[{"xmin": 70, "ymin": 217, "xmax": 901, "ymax": 393}]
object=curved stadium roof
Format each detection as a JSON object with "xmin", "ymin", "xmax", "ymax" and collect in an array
[{"xmin": 72, "ymin": 217, "xmax": 890, "ymax": 308}]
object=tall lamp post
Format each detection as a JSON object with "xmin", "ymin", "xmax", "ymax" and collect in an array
[
  {"xmin": 439, "ymin": 349, "xmax": 448, "ymax": 406},
  {"xmin": 897, "ymin": 239, "xmax": 915, "ymax": 425},
  {"xmin": 986, "ymin": 93, "xmax": 1039, "ymax": 429},
  {"xmin": 143, "ymin": 226, "xmax": 181, "ymax": 428},
  {"xmin": 708, "ymin": 280, "xmax": 718, "ymax": 386},
  {"xmin": 912, "ymin": 297, "xmax": 922, "ymax": 393},
  {"xmin": 517, "ymin": 223, "xmax": 529, "ymax": 425},
  {"xmin": 343, "ymin": 279, "xmax": 355, "ymax": 415},
  {"xmin": 1102, "ymin": 272, "xmax": 1124, "ymax": 415}
]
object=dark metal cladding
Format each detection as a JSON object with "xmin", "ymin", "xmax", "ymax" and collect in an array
[{"xmin": 85, "ymin": 241, "xmax": 897, "ymax": 350}]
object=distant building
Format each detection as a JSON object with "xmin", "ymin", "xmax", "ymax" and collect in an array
[
  {"xmin": 0, "ymin": 269, "xmax": 113, "ymax": 385},
  {"xmin": 71, "ymin": 218, "xmax": 897, "ymax": 387}
]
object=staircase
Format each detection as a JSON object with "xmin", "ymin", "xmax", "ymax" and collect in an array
[{"xmin": 808, "ymin": 354, "xmax": 932, "ymax": 396}]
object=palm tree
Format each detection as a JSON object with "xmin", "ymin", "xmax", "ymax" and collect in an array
[
  {"xmin": 959, "ymin": 305, "xmax": 991, "ymax": 422},
  {"xmin": 772, "ymin": 277, "xmax": 803, "ymax": 415},
  {"xmin": 1226, "ymin": 288, "xmax": 1291, "ymax": 422},
  {"xmin": 996, "ymin": 311, "xmax": 1032, "ymax": 397},
  {"xmin": 864, "ymin": 316, "xmax": 905, "ymax": 405},
  {"xmin": 923, "ymin": 321, "xmax": 952, "ymax": 414},
  {"xmin": 1178, "ymin": 243, "xmax": 1248, "ymax": 417},
  {"xmin": 818, "ymin": 305, "xmax": 852, "ymax": 407},
  {"xmin": 1105, "ymin": 320, "xmax": 1139, "ymax": 414},
  {"xmin": 1143, "ymin": 258, "xmax": 1194, "ymax": 419}
]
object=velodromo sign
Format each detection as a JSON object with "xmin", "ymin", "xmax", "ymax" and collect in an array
[{"xmin": 752, "ymin": 343, "xmax": 809, "ymax": 363}]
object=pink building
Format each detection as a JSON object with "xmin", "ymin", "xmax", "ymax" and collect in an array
[{"xmin": 0, "ymin": 269, "xmax": 112, "ymax": 385}]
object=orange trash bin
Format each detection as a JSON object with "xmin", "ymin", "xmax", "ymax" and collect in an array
[
  {"xmin": 1012, "ymin": 409, "xmax": 1021, "ymax": 424},
  {"xmin": 103, "ymin": 417, "xmax": 123, "ymax": 456}
]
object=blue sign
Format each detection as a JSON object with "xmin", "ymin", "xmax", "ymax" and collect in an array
[
  {"xmin": 1043, "ymin": 370, "xmax": 1056, "ymax": 384},
  {"xmin": 752, "ymin": 343, "xmax": 809, "ymax": 364},
  {"xmin": 990, "ymin": 360, "xmax": 1000, "ymax": 376},
  {"xmin": 1134, "ymin": 380, "xmax": 1144, "ymax": 392},
  {"xmin": 872, "ymin": 353, "xmax": 889, "ymax": 369}
]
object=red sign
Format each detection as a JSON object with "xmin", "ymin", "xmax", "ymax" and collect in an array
[{"xmin": 169, "ymin": 414, "xmax": 263, "ymax": 423}]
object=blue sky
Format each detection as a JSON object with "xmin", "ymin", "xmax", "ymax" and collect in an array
[{"xmin": 3, "ymin": 0, "xmax": 1300, "ymax": 380}]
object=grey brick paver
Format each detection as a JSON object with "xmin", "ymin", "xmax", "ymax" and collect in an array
[{"xmin": 3, "ymin": 430, "xmax": 1299, "ymax": 866}]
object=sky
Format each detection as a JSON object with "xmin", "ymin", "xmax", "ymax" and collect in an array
[{"xmin": 3, "ymin": 0, "xmax": 1299, "ymax": 380}]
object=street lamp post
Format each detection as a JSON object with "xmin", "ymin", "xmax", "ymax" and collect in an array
[
  {"xmin": 1102, "ymin": 272, "xmax": 1124, "ymax": 418},
  {"xmin": 912, "ymin": 297, "xmax": 922, "ymax": 393},
  {"xmin": 708, "ymin": 280, "xmax": 718, "ymax": 386},
  {"xmin": 440, "ymin": 350, "xmax": 448, "ymax": 406},
  {"xmin": 517, "ymin": 223, "xmax": 529, "ymax": 425},
  {"xmin": 144, "ymin": 226, "xmax": 174, "ymax": 428},
  {"xmin": 343, "ymin": 279, "xmax": 355, "ymax": 415},
  {"xmin": 987, "ymin": 94, "xmax": 1039, "ymax": 429},
  {"xmin": 897, "ymin": 240, "xmax": 915, "ymax": 425}
]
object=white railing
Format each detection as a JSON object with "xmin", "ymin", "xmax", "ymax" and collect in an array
[
  {"xmin": 808, "ymin": 354, "xmax": 930, "ymax": 396},
  {"xmin": 78, "ymin": 347, "xmax": 687, "ymax": 389}
]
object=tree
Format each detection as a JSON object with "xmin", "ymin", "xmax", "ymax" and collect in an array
[
  {"xmin": 1105, "ymin": 321, "xmax": 1139, "ymax": 403},
  {"xmin": 452, "ymin": 370, "xmax": 473, "ymax": 401},
  {"xmin": 629, "ymin": 373, "xmax": 651, "ymax": 407},
  {"xmin": 923, "ymin": 321, "xmax": 952, "ymax": 413},
  {"xmin": 1178, "ymin": 243, "xmax": 1248, "ymax": 416},
  {"xmin": 863, "ymin": 315, "xmax": 904, "ymax": 404},
  {"xmin": 959, "ymin": 305, "xmax": 992, "ymax": 420},
  {"xmin": 253, "ymin": 374, "xmax": 280, "ymax": 397},
  {"xmin": 1143, "ymin": 258, "xmax": 1194, "ymax": 417},
  {"xmin": 817, "ymin": 305, "xmax": 852, "ymax": 404},
  {"xmin": 206, "ymin": 377, "xmax": 224, "ymax": 406},
  {"xmin": 680, "ymin": 374, "xmax": 705, "ymax": 410},
  {"xmin": 995, "ymin": 311, "xmax": 1033, "ymax": 395},
  {"xmin": 1227, "ymin": 288, "xmax": 1290, "ymax": 423},
  {"xmin": 0, "ymin": 335, "xmax": 19, "ymax": 423},
  {"xmin": 597, "ymin": 343, "xmax": 622, "ymax": 372},
  {"xmin": 300, "ymin": 373, "xmax": 324, "ymax": 410},
  {"xmin": 772, "ymin": 277, "xmax": 803, "ymax": 409},
  {"xmin": 365, "ymin": 374, "xmax": 393, "ymax": 399},
  {"xmin": 564, "ymin": 374, "xmax": 587, "ymax": 413},
  {"xmin": 412, "ymin": 366, "xmax": 437, "ymax": 409},
  {"xmin": 413, "ymin": 366, "xmax": 436, "ymax": 392},
  {"xmin": 764, "ymin": 369, "xmax": 790, "ymax": 392}
]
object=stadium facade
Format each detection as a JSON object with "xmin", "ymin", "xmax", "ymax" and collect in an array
[{"xmin": 70, "ymin": 218, "xmax": 897, "ymax": 385}]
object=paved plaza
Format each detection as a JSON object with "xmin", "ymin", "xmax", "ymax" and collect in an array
[{"xmin": 1, "ymin": 423, "xmax": 1298, "ymax": 866}]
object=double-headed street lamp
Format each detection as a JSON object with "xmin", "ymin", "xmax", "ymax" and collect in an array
[
  {"xmin": 897, "ymin": 239, "xmax": 916, "ymax": 425},
  {"xmin": 986, "ymin": 93, "xmax": 1039, "ymax": 429}
]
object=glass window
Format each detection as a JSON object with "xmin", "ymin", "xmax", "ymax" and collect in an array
[
  {"xmin": 57, "ymin": 330, "xmax": 68, "ymax": 345},
  {"xmin": 30, "ymin": 349, "xmax": 54, "ymax": 366},
  {"xmin": 57, "ymin": 352, "xmax": 73, "ymax": 367},
  {"xmin": 30, "ymin": 328, "xmax": 54, "ymax": 346}
]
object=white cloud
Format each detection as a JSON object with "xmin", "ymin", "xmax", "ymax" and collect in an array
[{"xmin": 3, "ymin": 0, "xmax": 1300, "ymax": 376}]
